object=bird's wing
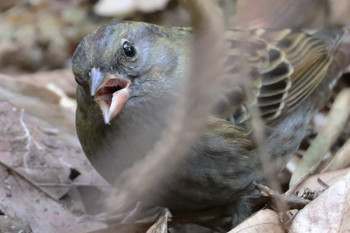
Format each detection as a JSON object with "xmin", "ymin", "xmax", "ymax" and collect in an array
[{"xmin": 217, "ymin": 28, "xmax": 344, "ymax": 125}]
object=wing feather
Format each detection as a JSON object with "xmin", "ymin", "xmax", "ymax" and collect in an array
[{"xmin": 218, "ymin": 28, "xmax": 344, "ymax": 125}]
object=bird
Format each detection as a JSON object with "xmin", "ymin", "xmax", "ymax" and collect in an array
[{"xmin": 72, "ymin": 21, "xmax": 350, "ymax": 231}]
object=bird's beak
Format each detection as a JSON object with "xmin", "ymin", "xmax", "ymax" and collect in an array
[{"xmin": 89, "ymin": 67, "xmax": 131, "ymax": 124}]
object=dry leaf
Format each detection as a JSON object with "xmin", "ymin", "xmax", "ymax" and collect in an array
[
  {"xmin": 146, "ymin": 210, "xmax": 170, "ymax": 233},
  {"xmin": 229, "ymin": 209, "xmax": 284, "ymax": 233},
  {"xmin": 290, "ymin": 172, "xmax": 350, "ymax": 233},
  {"xmin": 0, "ymin": 73, "xmax": 76, "ymax": 134},
  {"xmin": 0, "ymin": 101, "xmax": 109, "ymax": 232},
  {"xmin": 294, "ymin": 168, "xmax": 350, "ymax": 196},
  {"xmin": 0, "ymin": 214, "xmax": 31, "ymax": 233}
]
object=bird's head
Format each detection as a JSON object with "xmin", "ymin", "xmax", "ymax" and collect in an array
[{"xmin": 72, "ymin": 21, "xmax": 190, "ymax": 124}]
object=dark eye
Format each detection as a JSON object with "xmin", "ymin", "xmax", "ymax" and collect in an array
[{"xmin": 123, "ymin": 41, "xmax": 136, "ymax": 57}]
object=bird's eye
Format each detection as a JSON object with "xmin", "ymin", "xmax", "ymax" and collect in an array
[{"xmin": 123, "ymin": 41, "xmax": 136, "ymax": 57}]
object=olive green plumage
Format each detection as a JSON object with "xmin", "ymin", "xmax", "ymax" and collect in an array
[{"xmin": 72, "ymin": 21, "xmax": 348, "ymax": 230}]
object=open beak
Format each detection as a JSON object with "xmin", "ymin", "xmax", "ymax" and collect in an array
[{"xmin": 89, "ymin": 67, "xmax": 131, "ymax": 124}]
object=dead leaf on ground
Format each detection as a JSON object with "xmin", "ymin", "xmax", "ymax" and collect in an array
[
  {"xmin": 294, "ymin": 168, "xmax": 350, "ymax": 196},
  {"xmin": 146, "ymin": 210, "xmax": 171, "ymax": 233},
  {"xmin": 16, "ymin": 70, "xmax": 77, "ymax": 99},
  {"xmin": 0, "ymin": 101, "xmax": 112, "ymax": 232},
  {"xmin": 0, "ymin": 73, "xmax": 76, "ymax": 134},
  {"xmin": 290, "ymin": 171, "xmax": 350, "ymax": 233},
  {"xmin": 0, "ymin": 214, "xmax": 32, "ymax": 233},
  {"xmin": 229, "ymin": 209, "xmax": 284, "ymax": 233}
]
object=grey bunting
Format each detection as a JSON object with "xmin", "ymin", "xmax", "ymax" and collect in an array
[{"xmin": 72, "ymin": 21, "xmax": 350, "ymax": 231}]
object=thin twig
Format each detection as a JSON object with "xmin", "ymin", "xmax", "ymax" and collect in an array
[{"xmin": 108, "ymin": 0, "xmax": 227, "ymax": 209}]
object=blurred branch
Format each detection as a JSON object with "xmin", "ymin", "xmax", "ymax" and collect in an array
[
  {"xmin": 217, "ymin": 0, "xmax": 237, "ymax": 25},
  {"xmin": 108, "ymin": 0, "xmax": 226, "ymax": 208}
]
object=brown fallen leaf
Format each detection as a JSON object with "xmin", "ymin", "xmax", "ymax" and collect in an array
[
  {"xmin": 16, "ymin": 69, "xmax": 77, "ymax": 99},
  {"xmin": 0, "ymin": 214, "xmax": 31, "ymax": 233},
  {"xmin": 0, "ymin": 101, "xmax": 111, "ymax": 232},
  {"xmin": 229, "ymin": 209, "xmax": 284, "ymax": 233},
  {"xmin": 290, "ymin": 171, "xmax": 350, "ymax": 233},
  {"xmin": 0, "ymin": 164, "xmax": 105, "ymax": 233},
  {"xmin": 146, "ymin": 210, "xmax": 171, "ymax": 233},
  {"xmin": 0, "ymin": 73, "xmax": 62, "ymax": 104},
  {"xmin": 0, "ymin": 74, "xmax": 76, "ymax": 134},
  {"xmin": 294, "ymin": 168, "xmax": 350, "ymax": 197}
]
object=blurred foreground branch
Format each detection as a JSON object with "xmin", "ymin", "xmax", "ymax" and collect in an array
[{"xmin": 108, "ymin": 0, "xmax": 227, "ymax": 208}]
